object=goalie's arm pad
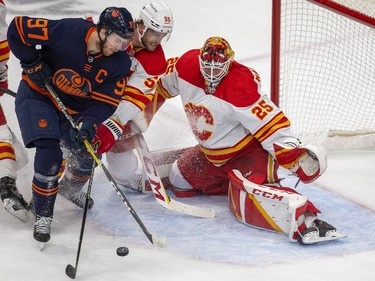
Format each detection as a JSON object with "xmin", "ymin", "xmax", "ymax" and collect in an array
[{"xmin": 273, "ymin": 141, "xmax": 327, "ymax": 183}]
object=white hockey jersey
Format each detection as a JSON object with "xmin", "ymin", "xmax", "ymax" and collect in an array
[
  {"xmin": 0, "ymin": 1, "xmax": 9, "ymax": 73},
  {"xmin": 158, "ymin": 49, "xmax": 297, "ymax": 165},
  {"xmin": 112, "ymin": 43, "xmax": 168, "ymax": 128}
]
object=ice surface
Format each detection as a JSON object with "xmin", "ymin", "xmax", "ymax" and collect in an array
[{"xmin": 1, "ymin": 1, "xmax": 374, "ymax": 280}]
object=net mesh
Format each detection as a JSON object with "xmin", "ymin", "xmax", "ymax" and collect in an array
[{"xmin": 278, "ymin": 0, "xmax": 375, "ymax": 148}]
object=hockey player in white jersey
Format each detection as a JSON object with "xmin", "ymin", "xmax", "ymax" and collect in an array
[
  {"xmin": 0, "ymin": 0, "xmax": 30, "ymax": 222},
  {"xmin": 102, "ymin": 2, "xmax": 174, "ymax": 190},
  {"xmin": 156, "ymin": 36, "xmax": 344, "ymax": 245},
  {"xmin": 58, "ymin": 2, "xmax": 174, "ymax": 203}
]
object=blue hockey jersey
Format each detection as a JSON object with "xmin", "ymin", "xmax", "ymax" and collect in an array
[{"xmin": 7, "ymin": 16, "xmax": 131, "ymax": 123}]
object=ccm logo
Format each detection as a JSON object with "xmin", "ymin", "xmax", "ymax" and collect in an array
[{"xmin": 252, "ymin": 188, "xmax": 284, "ymax": 201}]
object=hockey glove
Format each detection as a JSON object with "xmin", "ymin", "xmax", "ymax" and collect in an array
[
  {"xmin": 0, "ymin": 65, "xmax": 8, "ymax": 96},
  {"xmin": 21, "ymin": 57, "xmax": 52, "ymax": 88},
  {"xmin": 273, "ymin": 141, "xmax": 327, "ymax": 183},
  {"xmin": 70, "ymin": 117, "xmax": 98, "ymax": 148},
  {"xmin": 91, "ymin": 118, "xmax": 124, "ymax": 154}
]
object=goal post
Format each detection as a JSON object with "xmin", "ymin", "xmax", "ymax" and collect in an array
[{"xmin": 271, "ymin": 0, "xmax": 375, "ymax": 149}]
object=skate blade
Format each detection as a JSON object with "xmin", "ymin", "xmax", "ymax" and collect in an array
[
  {"xmin": 3, "ymin": 199, "xmax": 31, "ymax": 223},
  {"xmin": 302, "ymin": 232, "xmax": 346, "ymax": 244},
  {"xmin": 37, "ymin": 241, "xmax": 47, "ymax": 252}
]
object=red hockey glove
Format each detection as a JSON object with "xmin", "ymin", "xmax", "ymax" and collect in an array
[
  {"xmin": 273, "ymin": 142, "xmax": 327, "ymax": 183},
  {"xmin": 92, "ymin": 118, "xmax": 124, "ymax": 154},
  {"xmin": 0, "ymin": 66, "xmax": 8, "ymax": 96}
]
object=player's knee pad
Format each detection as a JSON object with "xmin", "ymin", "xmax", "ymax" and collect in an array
[
  {"xmin": 228, "ymin": 169, "xmax": 309, "ymax": 242},
  {"xmin": 34, "ymin": 139, "xmax": 62, "ymax": 176},
  {"xmin": 106, "ymin": 150, "xmax": 138, "ymax": 182}
]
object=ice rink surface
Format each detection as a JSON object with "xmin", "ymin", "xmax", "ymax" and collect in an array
[{"xmin": 1, "ymin": 1, "xmax": 374, "ymax": 280}]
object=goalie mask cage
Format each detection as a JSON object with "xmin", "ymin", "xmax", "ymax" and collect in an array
[{"xmin": 271, "ymin": 0, "xmax": 375, "ymax": 149}]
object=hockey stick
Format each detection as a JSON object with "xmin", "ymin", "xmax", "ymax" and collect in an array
[
  {"xmin": 0, "ymin": 86, "xmax": 16, "ymax": 97},
  {"xmin": 44, "ymin": 82, "xmax": 166, "ymax": 247},
  {"xmin": 134, "ymin": 132, "xmax": 215, "ymax": 218},
  {"xmin": 66, "ymin": 160, "xmax": 95, "ymax": 280}
]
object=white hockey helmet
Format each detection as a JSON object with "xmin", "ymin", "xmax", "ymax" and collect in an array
[{"xmin": 138, "ymin": 2, "xmax": 174, "ymax": 41}]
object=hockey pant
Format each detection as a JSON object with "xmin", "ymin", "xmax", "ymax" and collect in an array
[{"xmin": 168, "ymin": 143, "xmax": 280, "ymax": 196}]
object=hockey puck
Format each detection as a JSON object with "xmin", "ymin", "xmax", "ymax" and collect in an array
[{"xmin": 116, "ymin": 246, "xmax": 129, "ymax": 256}]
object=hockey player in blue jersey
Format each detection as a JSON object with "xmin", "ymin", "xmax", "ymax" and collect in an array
[{"xmin": 7, "ymin": 7, "xmax": 134, "ymax": 243}]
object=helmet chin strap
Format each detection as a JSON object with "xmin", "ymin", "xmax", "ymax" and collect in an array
[
  {"xmin": 135, "ymin": 22, "xmax": 146, "ymax": 48},
  {"xmin": 97, "ymin": 28, "xmax": 108, "ymax": 53}
]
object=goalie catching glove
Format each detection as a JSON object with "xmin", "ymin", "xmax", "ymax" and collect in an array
[
  {"xmin": 92, "ymin": 118, "xmax": 124, "ymax": 154},
  {"xmin": 273, "ymin": 139, "xmax": 327, "ymax": 183}
]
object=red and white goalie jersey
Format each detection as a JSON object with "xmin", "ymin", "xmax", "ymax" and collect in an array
[{"xmin": 158, "ymin": 49, "xmax": 295, "ymax": 166}]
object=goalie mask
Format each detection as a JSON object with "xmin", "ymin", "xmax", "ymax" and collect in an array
[
  {"xmin": 138, "ymin": 2, "xmax": 174, "ymax": 42},
  {"xmin": 199, "ymin": 37, "xmax": 234, "ymax": 92}
]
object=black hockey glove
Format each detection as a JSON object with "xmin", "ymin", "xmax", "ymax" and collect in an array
[
  {"xmin": 21, "ymin": 57, "xmax": 52, "ymax": 88},
  {"xmin": 70, "ymin": 117, "xmax": 99, "ymax": 148}
]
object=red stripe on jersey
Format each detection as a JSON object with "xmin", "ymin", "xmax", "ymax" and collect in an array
[
  {"xmin": 0, "ymin": 40, "xmax": 10, "ymax": 63},
  {"xmin": 254, "ymin": 112, "xmax": 291, "ymax": 142},
  {"xmin": 200, "ymin": 134, "xmax": 256, "ymax": 165},
  {"xmin": 0, "ymin": 142, "xmax": 16, "ymax": 161},
  {"xmin": 123, "ymin": 86, "xmax": 153, "ymax": 110}
]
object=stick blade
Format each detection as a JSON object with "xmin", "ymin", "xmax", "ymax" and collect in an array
[
  {"xmin": 66, "ymin": 264, "xmax": 77, "ymax": 279},
  {"xmin": 152, "ymin": 235, "xmax": 167, "ymax": 248}
]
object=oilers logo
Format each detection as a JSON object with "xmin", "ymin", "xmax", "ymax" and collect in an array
[{"xmin": 53, "ymin": 69, "xmax": 91, "ymax": 98}]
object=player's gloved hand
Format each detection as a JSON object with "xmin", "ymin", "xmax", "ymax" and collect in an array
[
  {"xmin": 0, "ymin": 65, "xmax": 8, "ymax": 96},
  {"xmin": 21, "ymin": 57, "xmax": 52, "ymax": 88},
  {"xmin": 91, "ymin": 118, "xmax": 124, "ymax": 154},
  {"xmin": 70, "ymin": 117, "xmax": 98, "ymax": 148}
]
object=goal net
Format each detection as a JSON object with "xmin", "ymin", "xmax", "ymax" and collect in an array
[{"xmin": 271, "ymin": 0, "xmax": 375, "ymax": 150}]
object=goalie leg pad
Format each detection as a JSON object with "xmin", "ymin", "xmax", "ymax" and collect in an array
[
  {"xmin": 106, "ymin": 150, "xmax": 139, "ymax": 184},
  {"xmin": 228, "ymin": 169, "xmax": 311, "ymax": 241}
]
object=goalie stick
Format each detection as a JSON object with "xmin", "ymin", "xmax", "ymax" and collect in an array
[
  {"xmin": 0, "ymin": 86, "xmax": 16, "ymax": 97},
  {"xmin": 134, "ymin": 132, "xmax": 215, "ymax": 219}
]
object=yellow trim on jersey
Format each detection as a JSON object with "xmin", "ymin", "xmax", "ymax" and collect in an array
[
  {"xmin": 0, "ymin": 152, "xmax": 16, "ymax": 160},
  {"xmin": 248, "ymin": 193, "xmax": 284, "ymax": 232},
  {"xmin": 200, "ymin": 135, "xmax": 255, "ymax": 165},
  {"xmin": 0, "ymin": 53, "xmax": 9, "ymax": 62},
  {"xmin": 255, "ymin": 113, "xmax": 290, "ymax": 142}
]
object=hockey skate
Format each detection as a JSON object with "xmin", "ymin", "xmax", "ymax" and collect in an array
[
  {"xmin": 297, "ymin": 219, "xmax": 346, "ymax": 245},
  {"xmin": 33, "ymin": 215, "xmax": 53, "ymax": 243},
  {"xmin": 59, "ymin": 180, "xmax": 94, "ymax": 209},
  {"xmin": 0, "ymin": 176, "xmax": 32, "ymax": 223}
]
